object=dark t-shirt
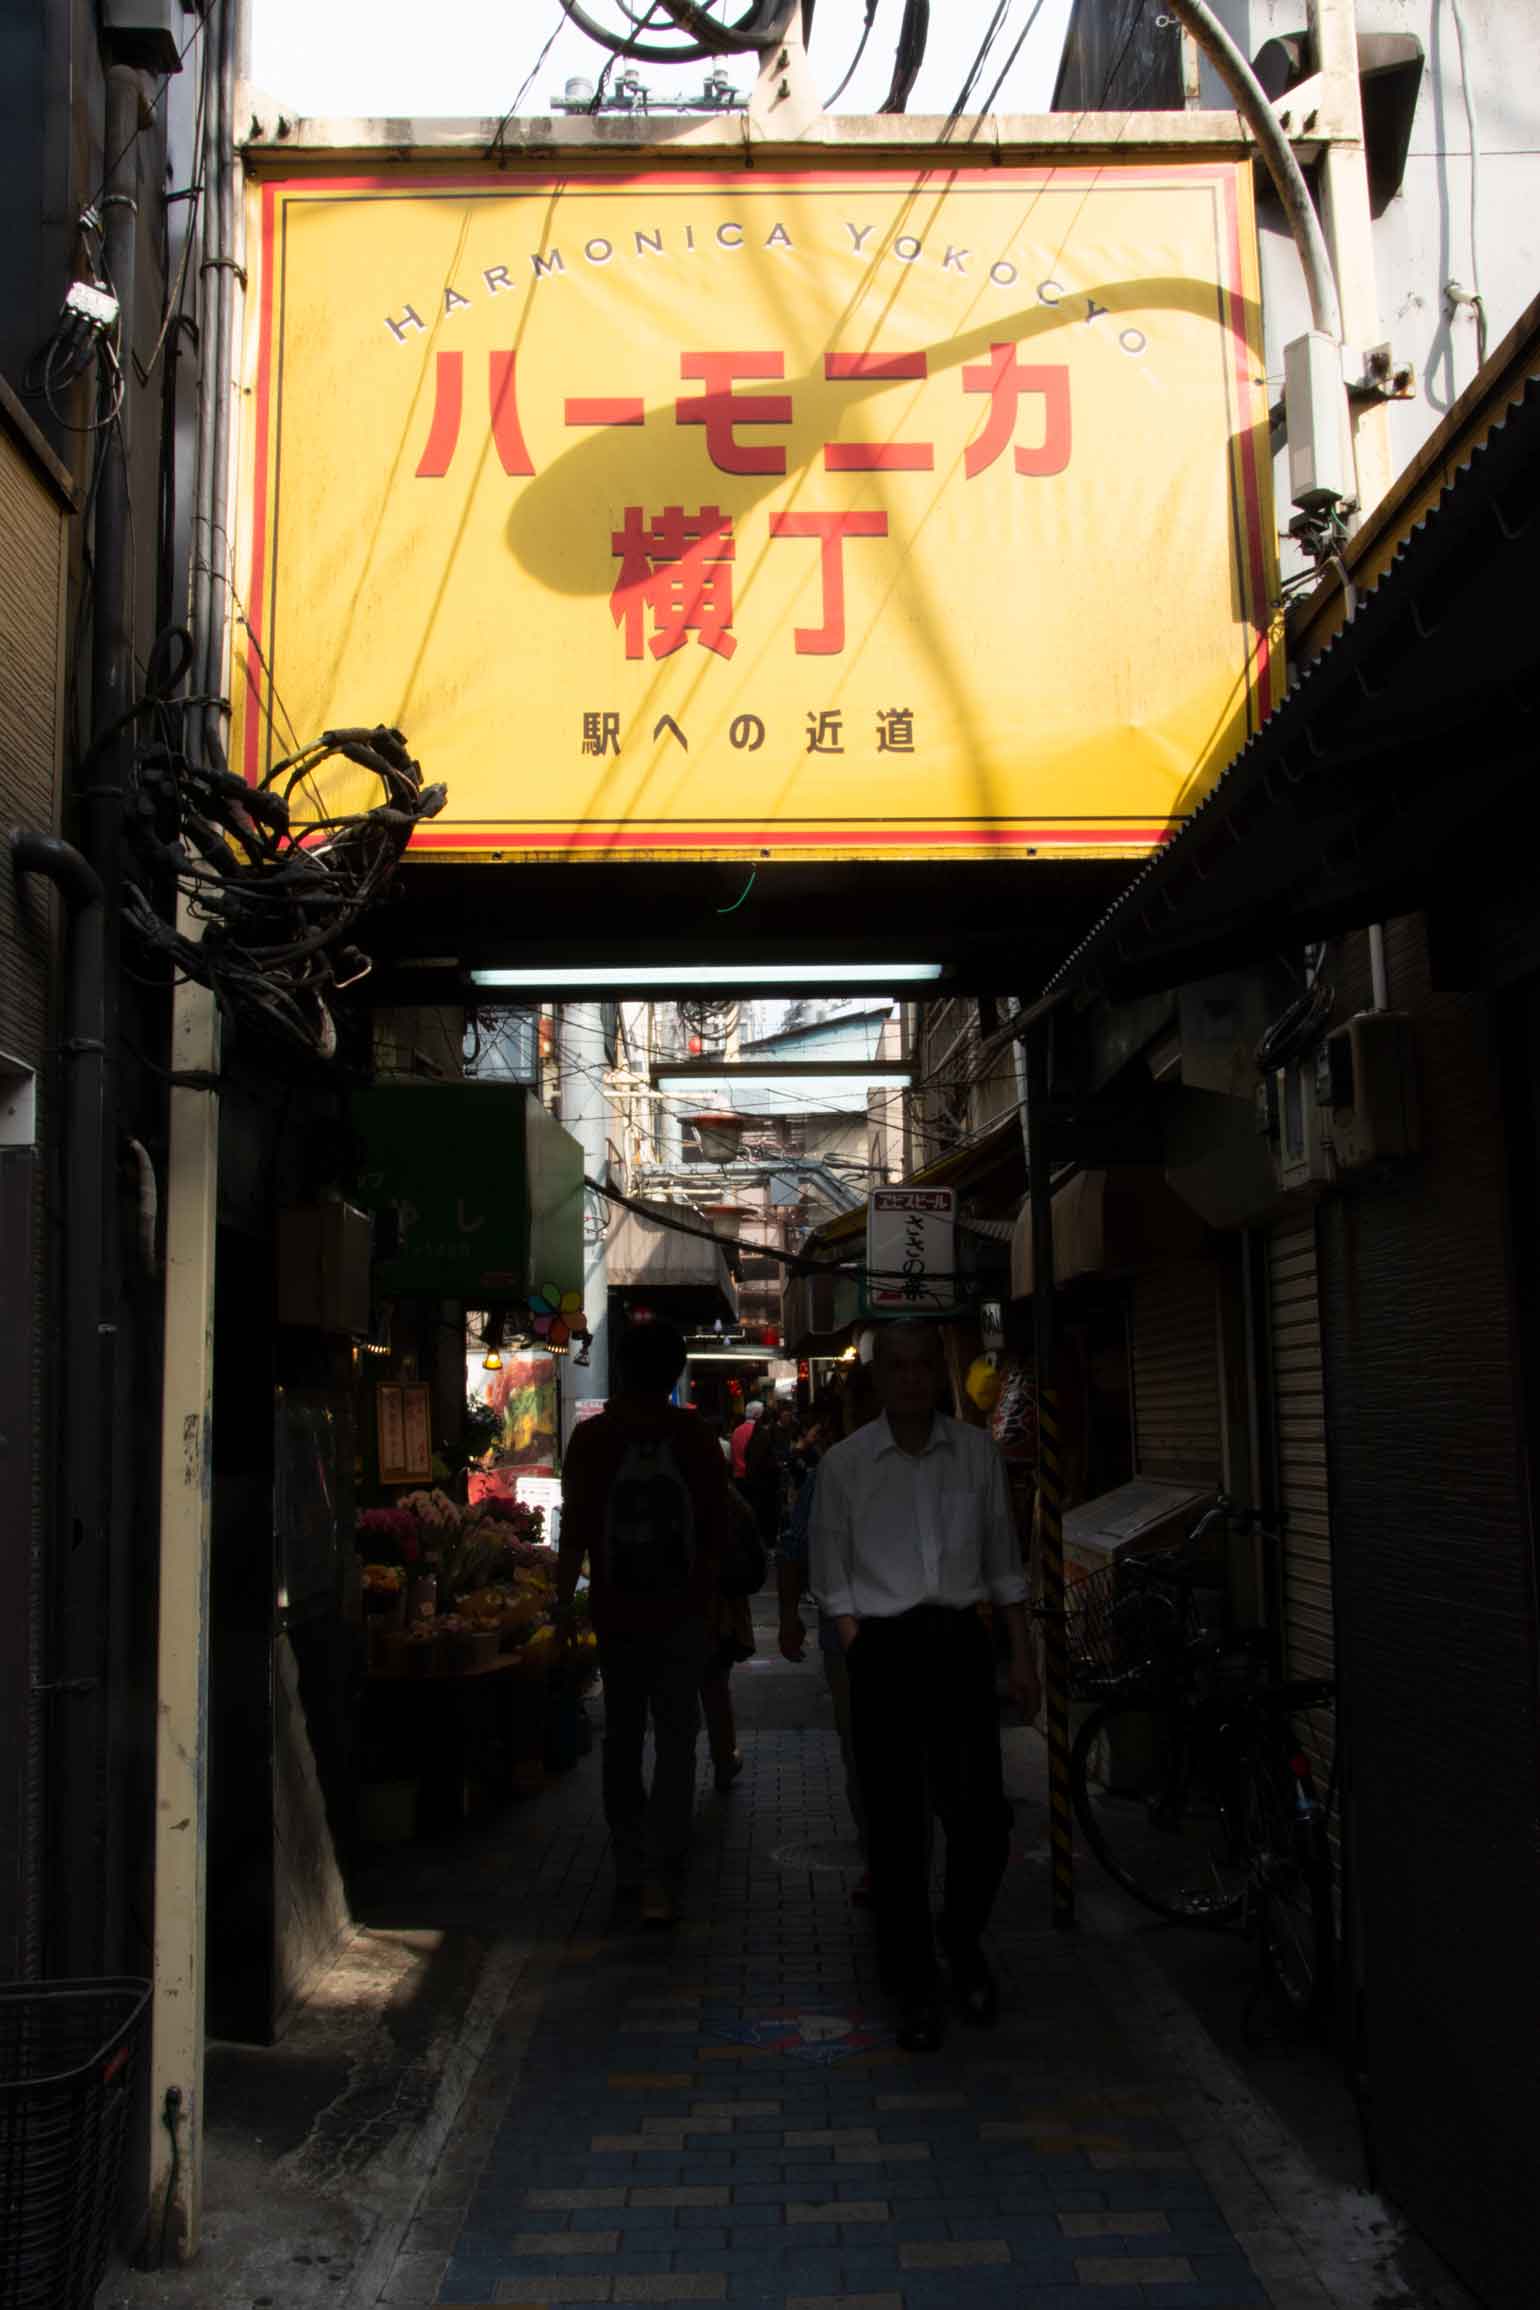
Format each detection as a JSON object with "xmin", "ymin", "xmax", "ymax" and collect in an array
[{"xmin": 562, "ymin": 1394, "xmax": 729, "ymax": 1639}]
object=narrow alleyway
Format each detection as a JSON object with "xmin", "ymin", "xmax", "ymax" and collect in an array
[{"xmin": 335, "ymin": 1606, "xmax": 1466, "ymax": 2310}]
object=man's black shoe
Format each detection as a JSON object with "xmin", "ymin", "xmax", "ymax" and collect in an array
[
  {"xmin": 946, "ymin": 1942, "xmax": 999, "ymax": 2027},
  {"xmin": 896, "ymin": 1998, "xmax": 945, "ymax": 2054}
]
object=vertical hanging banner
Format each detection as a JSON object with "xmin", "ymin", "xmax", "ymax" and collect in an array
[{"xmin": 234, "ymin": 160, "xmax": 1278, "ymax": 860}]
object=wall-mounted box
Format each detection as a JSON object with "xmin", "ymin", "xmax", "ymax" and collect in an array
[
  {"xmin": 1319, "ymin": 1012, "xmax": 1420, "ymax": 1173},
  {"xmin": 100, "ymin": 1, "xmax": 183, "ymax": 71},
  {"xmin": 277, "ymin": 1202, "xmax": 371, "ymax": 1335},
  {"xmin": 1274, "ymin": 1059, "xmax": 1331, "ymax": 1195}
]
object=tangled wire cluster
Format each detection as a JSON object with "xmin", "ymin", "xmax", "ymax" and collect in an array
[{"xmin": 123, "ymin": 658, "xmax": 446, "ymax": 1056}]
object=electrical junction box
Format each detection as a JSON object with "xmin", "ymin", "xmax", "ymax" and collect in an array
[
  {"xmin": 277, "ymin": 1202, "xmax": 372, "ymax": 1335},
  {"xmin": 1273, "ymin": 1059, "xmax": 1331, "ymax": 1194},
  {"xmin": 1284, "ymin": 331, "xmax": 1352, "ymax": 511},
  {"xmin": 1318, "ymin": 1011, "xmax": 1420, "ymax": 1173},
  {"xmin": 100, "ymin": 1, "xmax": 183, "ymax": 73}
]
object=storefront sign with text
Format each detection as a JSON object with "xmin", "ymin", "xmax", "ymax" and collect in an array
[{"xmin": 234, "ymin": 162, "xmax": 1277, "ymax": 859}]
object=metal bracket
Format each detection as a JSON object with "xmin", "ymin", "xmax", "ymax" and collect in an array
[{"xmin": 1345, "ymin": 341, "xmax": 1417, "ymax": 404}]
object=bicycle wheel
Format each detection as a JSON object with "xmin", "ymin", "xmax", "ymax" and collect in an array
[
  {"xmin": 1070, "ymin": 1697, "xmax": 1247, "ymax": 1924},
  {"xmin": 1246, "ymin": 1744, "xmax": 1334, "ymax": 2017}
]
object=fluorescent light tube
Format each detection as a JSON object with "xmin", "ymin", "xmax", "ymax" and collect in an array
[
  {"xmin": 467, "ymin": 964, "xmax": 942, "ymax": 989},
  {"xmin": 657, "ymin": 1073, "xmax": 911, "ymax": 1101}
]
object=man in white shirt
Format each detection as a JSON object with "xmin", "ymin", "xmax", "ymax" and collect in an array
[{"xmin": 810, "ymin": 1322, "xmax": 1039, "ymax": 2050}]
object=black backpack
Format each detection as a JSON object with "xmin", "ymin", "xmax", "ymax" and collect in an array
[{"xmin": 603, "ymin": 1434, "xmax": 696, "ymax": 1595}]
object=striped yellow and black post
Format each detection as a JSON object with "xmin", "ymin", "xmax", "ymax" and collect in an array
[{"xmin": 1025, "ymin": 1020, "xmax": 1075, "ymax": 1928}]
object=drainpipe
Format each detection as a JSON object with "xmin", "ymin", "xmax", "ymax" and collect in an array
[
  {"xmin": 25, "ymin": 60, "xmax": 145, "ymax": 1983},
  {"xmin": 1163, "ymin": 0, "xmax": 1341, "ymax": 343},
  {"xmin": 8, "ymin": 831, "xmax": 108, "ymax": 1967}
]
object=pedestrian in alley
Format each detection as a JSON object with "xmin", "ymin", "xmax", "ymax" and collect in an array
[
  {"xmin": 810, "ymin": 1320, "xmax": 1040, "ymax": 2052},
  {"xmin": 728, "ymin": 1394, "xmax": 764, "ymax": 1480},
  {"xmin": 558, "ymin": 1318, "xmax": 730, "ymax": 1927}
]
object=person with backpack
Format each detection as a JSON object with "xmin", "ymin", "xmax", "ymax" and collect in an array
[{"xmin": 558, "ymin": 1319, "xmax": 730, "ymax": 1926}]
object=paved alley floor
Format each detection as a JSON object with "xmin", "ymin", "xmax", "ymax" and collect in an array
[{"xmin": 351, "ymin": 1618, "xmax": 1468, "ymax": 2310}]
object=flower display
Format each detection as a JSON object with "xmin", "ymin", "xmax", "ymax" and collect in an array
[{"xmin": 356, "ymin": 1507, "xmax": 422, "ymax": 1564}]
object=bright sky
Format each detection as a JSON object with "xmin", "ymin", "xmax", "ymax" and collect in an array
[{"xmin": 249, "ymin": 0, "xmax": 1078, "ymax": 122}]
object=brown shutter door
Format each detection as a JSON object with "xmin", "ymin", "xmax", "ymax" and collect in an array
[{"xmin": 1130, "ymin": 1263, "xmax": 1221, "ymax": 1485}]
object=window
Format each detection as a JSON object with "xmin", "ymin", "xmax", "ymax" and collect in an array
[{"xmin": 467, "ymin": 1007, "xmax": 538, "ymax": 1083}]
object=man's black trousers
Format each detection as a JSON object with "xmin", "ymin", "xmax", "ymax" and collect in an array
[{"xmin": 846, "ymin": 1603, "xmax": 1012, "ymax": 2000}]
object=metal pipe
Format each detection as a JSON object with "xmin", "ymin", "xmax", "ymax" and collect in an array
[
  {"xmin": 1368, "ymin": 923, "xmax": 1390, "ymax": 1013},
  {"xmin": 1164, "ymin": 0, "xmax": 1342, "ymax": 344},
  {"xmin": 560, "ymin": 1006, "xmax": 614, "ymax": 1433},
  {"xmin": 9, "ymin": 831, "xmax": 109, "ymax": 1968}
]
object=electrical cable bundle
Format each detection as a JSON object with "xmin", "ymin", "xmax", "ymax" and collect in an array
[
  {"xmin": 120, "ymin": 642, "xmax": 446, "ymax": 1056},
  {"xmin": 1254, "ymin": 975, "xmax": 1335, "ymax": 1074},
  {"xmin": 677, "ymin": 996, "xmax": 741, "ymax": 1048}
]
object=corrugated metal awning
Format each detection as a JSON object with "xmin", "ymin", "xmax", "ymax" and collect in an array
[
  {"xmin": 1010, "ymin": 1166, "xmax": 1209, "ymax": 1299},
  {"xmin": 1042, "ymin": 308, "xmax": 1540, "ymax": 1004},
  {"xmin": 605, "ymin": 1206, "xmax": 738, "ymax": 1325}
]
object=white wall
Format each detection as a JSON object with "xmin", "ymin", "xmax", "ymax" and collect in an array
[{"xmin": 1220, "ymin": 1, "xmax": 1540, "ymax": 516}]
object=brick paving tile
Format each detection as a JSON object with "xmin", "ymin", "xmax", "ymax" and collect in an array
[
  {"xmin": 899, "ymin": 2239, "xmax": 1011, "ymax": 2268},
  {"xmin": 787, "ymin": 2201, "xmax": 889, "ymax": 2224},
  {"xmin": 1075, "ymin": 2253, "xmax": 1197, "ymax": 2283},
  {"xmin": 1058, "ymin": 2210, "xmax": 1173, "ymax": 2237},
  {"xmin": 512, "ymin": 2233, "xmax": 622, "ymax": 2255},
  {"xmin": 783, "ymin": 2296, "xmax": 903, "ymax": 2310}
]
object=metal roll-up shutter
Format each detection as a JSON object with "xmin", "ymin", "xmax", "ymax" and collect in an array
[
  {"xmin": 1268, "ymin": 1212, "xmax": 1332, "ymax": 1675},
  {"xmin": 1130, "ymin": 1262, "xmax": 1221, "ymax": 1485},
  {"xmin": 1267, "ymin": 1210, "xmax": 1336, "ymax": 1832}
]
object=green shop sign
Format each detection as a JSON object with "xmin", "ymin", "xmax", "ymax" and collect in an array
[{"xmin": 350, "ymin": 1083, "xmax": 584, "ymax": 1301}]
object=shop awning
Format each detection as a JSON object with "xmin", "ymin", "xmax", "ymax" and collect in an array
[
  {"xmin": 782, "ymin": 1267, "xmax": 862, "ymax": 1356},
  {"xmin": 604, "ymin": 1205, "xmax": 738, "ymax": 1327},
  {"xmin": 1010, "ymin": 1167, "xmax": 1209, "ymax": 1300}
]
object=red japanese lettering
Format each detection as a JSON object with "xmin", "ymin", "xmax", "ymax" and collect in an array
[
  {"xmin": 566, "ymin": 396, "xmax": 646, "ymax": 426},
  {"xmin": 767, "ymin": 510, "xmax": 888, "ymax": 656},
  {"xmin": 611, "ymin": 505, "xmax": 737, "ymax": 661},
  {"xmin": 415, "ymin": 351, "xmax": 463, "ymax": 479},
  {"xmin": 961, "ymin": 343, "xmax": 1071, "ymax": 478},
  {"xmin": 676, "ymin": 352, "xmax": 791, "ymax": 475},
  {"xmin": 823, "ymin": 351, "xmax": 933, "ymax": 472},
  {"xmin": 416, "ymin": 349, "xmax": 534, "ymax": 478}
]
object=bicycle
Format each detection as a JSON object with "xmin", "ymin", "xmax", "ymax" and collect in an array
[{"xmin": 1044, "ymin": 1508, "xmax": 1337, "ymax": 2019}]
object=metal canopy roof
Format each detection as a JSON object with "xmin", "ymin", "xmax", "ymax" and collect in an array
[
  {"xmin": 368, "ymin": 857, "xmax": 1138, "ymax": 1005},
  {"xmin": 1042, "ymin": 368, "xmax": 1540, "ymax": 1004}
]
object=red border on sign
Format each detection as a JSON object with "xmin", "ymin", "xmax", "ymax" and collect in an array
[{"xmin": 240, "ymin": 161, "xmax": 1273, "ymax": 834}]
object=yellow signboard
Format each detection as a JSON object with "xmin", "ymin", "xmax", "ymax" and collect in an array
[{"xmin": 234, "ymin": 161, "xmax": 1279, "ymax": 861}]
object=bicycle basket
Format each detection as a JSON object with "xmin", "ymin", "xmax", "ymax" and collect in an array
[
  {"xmin": 1052, "ymin": 1561, "xmax": 1203, "ymax": 1697},
  {"xmin": 0, "ymin": 1977, "xmax": 151, "ymax": 2310}
]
